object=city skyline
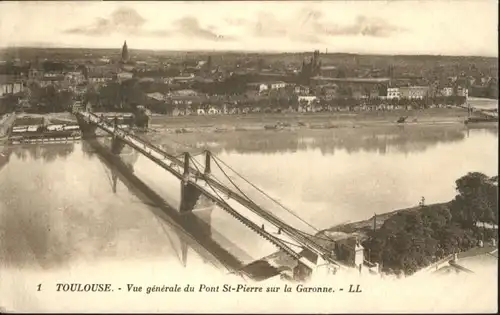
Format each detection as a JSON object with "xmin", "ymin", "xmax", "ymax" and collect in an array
[{"xmin": 0, "ymin": 1, "xmax": 498, "ymax": 57}]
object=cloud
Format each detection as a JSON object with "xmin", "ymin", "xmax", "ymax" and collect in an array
[
  {"xmin": 301, "ymin": 9, "xmax": 406, "ymax": 38},
  {"xmin": 246, "ymin": 9, "xmax": 406, "ymax": 43},
  {"xmin": 64, "ymin": 6, "xmax": 170, "ymax": 37},
  {"xmin": 62, "ymin": 6, "xmax": 403, "ymax": 44},
  {"xmin": 174, "ymin": 16, "xmax": 234, "ymax": 41},
  {"xmin": 320, "ymin": 15, "xmax": 406, "ymax": 38},
  {"xmin": 65, "ymin": 9, "xmax": 233, "ymax": 41},
  {"xmin": 224, "ymin": 17, "xmax": 249, "ymax": 27},
  {"xmin": 253, "ymin": 12, "xmax": 288, "ymax": 38},
  {"xmin": 289, "ymin": 33, "xmax": 324, "ymax": 44},
  {"xmin": 109, "ymin": 6, "xmax": 146, "ymax": 28}
]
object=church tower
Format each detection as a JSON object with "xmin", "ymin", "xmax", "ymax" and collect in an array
[{"xmin": 121, "ymin": 40, "xmax": 129, "ymax": 63}]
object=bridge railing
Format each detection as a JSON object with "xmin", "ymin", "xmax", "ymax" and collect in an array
[{"xmin": 86, "ymin": 111, "xmax": 185, "ymax": 165}]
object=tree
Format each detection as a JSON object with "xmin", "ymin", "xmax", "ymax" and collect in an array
[
  {"xmin": 451, "ymin": 172, "xmax": 498, "ymax": 226},
  {"xmin": 421, "ymin": 205, "xmax": 452, "ymax": 232},
  {"xmin": 98, "ymin": 80, "xmax": 146, "ymax": 111},
  {"xmin": 57, "ymin": 90, "xmax": 74, "ymax": 111}
]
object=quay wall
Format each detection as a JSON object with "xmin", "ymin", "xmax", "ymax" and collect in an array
[{"xmin": 0, "ymin": 113, "xmax": 16, "ymax": 140}]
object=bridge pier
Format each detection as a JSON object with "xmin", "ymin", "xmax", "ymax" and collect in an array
[
  {"xmin": 180, "ymin": 152, "xmax": 215, "ymax": 214},
  {"xmin": 111, "ymin": 134, "xmax": 126, "ymax": 154},
  {"xmin": 108, "ymin": 117, "xmax": 127, "ymax": 154}
]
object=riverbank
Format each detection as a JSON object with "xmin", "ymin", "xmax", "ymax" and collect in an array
[
  {"xmin": 9, "ymin": 108, "xmax": 498, "ymax": 136},
  {"xmin": 149, "ymin": 108, "xmax": 472, "ymax": 133}
]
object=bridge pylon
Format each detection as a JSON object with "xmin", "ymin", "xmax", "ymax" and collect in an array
[
  {"xmin": 180, "ymin": 151, "xmax": 215, "ymax": 214},
  {"xmin": 75, "ymin": 113, "xmax": 97, "ymax": 139},
  {"xmin": 204, "ymin": 150, "xmax": 211, "ymax": 175}
]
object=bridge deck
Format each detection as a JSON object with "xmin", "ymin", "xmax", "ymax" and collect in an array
[{"xmin": 77, "ymin": 111, "xmax": 346, "ymax": 270}]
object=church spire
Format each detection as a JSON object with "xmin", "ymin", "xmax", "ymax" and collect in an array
[{"xmin": 121, "ymin": 40, "xmax": 129, "ymax": 63}]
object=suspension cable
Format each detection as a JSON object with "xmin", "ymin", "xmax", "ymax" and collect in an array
[
  {"xmin": 293, "ymin": 228, "xmax": 337, "ymax": 243},
  {"xmin": 190, "ymin": 157, "xmax": 227, "ymax": 188},
  {"xmin": 212, "ymin": 154, "xmax": 320, "ymax": 233},
  {"xmin": 211, "ymin": 154, "xmax": 342, "ymax": 253},
  {"xmin": 271, "ymin": 236, "xmax": 305, "ymax": 249},
  {"xmin": 211, "ymin": 156, "xmax": 256, "ymax": 204},
  {"xmin": 189, "ymin": 155, "xmax": 300, "ymax": 263},
  {"xmin": 208, "ymin": 155, "xmax": 335, "ymax": 255},
  {"xmin": 211, "ymin": 155, "xmax": 312, "ymax": 239}
]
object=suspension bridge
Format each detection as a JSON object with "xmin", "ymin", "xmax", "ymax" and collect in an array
[{"xmin": 75, "ymin": 110, "xmax": 349, "ymax": 280}]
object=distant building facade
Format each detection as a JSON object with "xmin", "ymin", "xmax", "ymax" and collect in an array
[
  {"xmin": 399, "ymin": 86, "xmax": 429, "ymax": 99},
  {"xmin": 294, "ymin": 85, "xmax": 310, "ymax": 95},
  {"xmin": 441, "ymin": 87, "xmax": 453, "ymax": 97},
  {"xmin": 456, "ymin": 87, "xmax": 469, "ymax": 99},
  {"xmin": 269, "ymin": 81, "xmax": 287, "ymax": 90},
  {"xmin": 88, "ymin": 73, "xmax": 114, "ymax": 84},
  {"xmin": 0, "ymin": 75, "xmax": 23, "ymax": 96},
  {"xmin": 298, "ymin": 95, "xmax": 318, "ymax": 105},
  {"xmin": 319, "ymin": 66, "xmax": 338, "ymax": 78},
  {"xmin": 39, "ymin": 74, "xmax": 66, "ymax": 88},
  {"xmin": 117, "ymin": 72, "xmax": 133, "ymax": 82},
  {"xmin": 386, "ymin": 87, "xmax": 400, "ymax": 99}
]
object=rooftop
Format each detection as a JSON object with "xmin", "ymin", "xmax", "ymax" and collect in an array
[
  {"xmin": 312, "ymin": 76, "xmax": 391, "ymax": 83},
  {"xmin": 399, "ymin": 86, "xmax": 430, "ymax": 90},
  {"xmin": 41, "ymin": 75, "xmax": 65, "ymax": 81},
  {"xmin": 0, "ymin": 74, "xmax": 22, "ymax": 84},
  {"xmin": 169, "ymin": 89, "xmax": 198, "ymax": 96}
]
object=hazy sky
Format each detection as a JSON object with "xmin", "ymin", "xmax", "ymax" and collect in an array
[{"xmin": 0, "ymin": 1, "xmax": 498, "ymax": 56}]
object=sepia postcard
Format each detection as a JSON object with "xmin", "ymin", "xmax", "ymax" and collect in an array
[{"xmin": 0, "ymin": 0, "xmax": 498, "ymax": 313}]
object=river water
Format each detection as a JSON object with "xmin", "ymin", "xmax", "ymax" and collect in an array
[{"xmin": 0, "ymin": 123, "xmax": 498, "ymax": 311}]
